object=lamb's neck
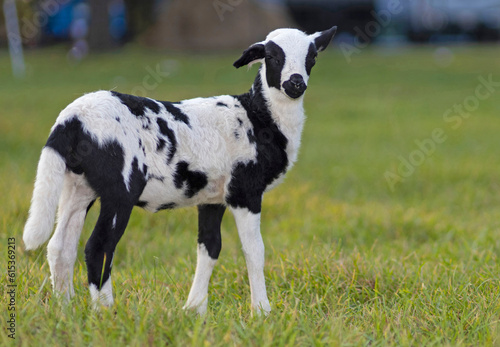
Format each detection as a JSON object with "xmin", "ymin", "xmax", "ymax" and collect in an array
[
  {"xmin": 251, "ymin": 71, "xmax": 306, "ymax": 166},
  {"xmin": 267, "ymin": 91, "xmax": 305, "ymax": 140}
]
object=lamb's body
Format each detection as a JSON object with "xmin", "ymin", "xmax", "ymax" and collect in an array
[
  {"xmin": 56, "ymin": 91, "xmax": 263, "ymax": 211},
  {"xmin": 23, "ymin": 26, "xmax": 336, "ymax": 315},
  {"xmin": 48, "ymin": 71, "xmax": 300, "ymax": 213}
]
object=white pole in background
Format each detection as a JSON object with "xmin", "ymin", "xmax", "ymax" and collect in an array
[{"xmin": 3, "ymin": 0, "xmax": 26, "ymax": 78}]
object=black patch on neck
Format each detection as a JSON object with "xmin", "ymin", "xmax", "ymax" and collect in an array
[
  {"xmin": 229, "ymin": 74, "xmax": 289, "ymax": 213},
  {"xmin": 305, "ymin": 43, "xmax": 317, "ymax": 76},
  {"xmin": 264, "ymin": 41, "xmax": 286, "ymax": 90},
  {"xmin": 159, "ymin": 101, "xmax": 191, "ymax": 127},
  {"xmin": 156, "ymin": 118, "xmax": 177, "ymax": 164},
  {"xmin": 173, "ymin": 161, "xmax": 208, "ymax": 198},
  {"xmin": 111, "ymin": 91, "xmax": 160, "ymax": 117}
]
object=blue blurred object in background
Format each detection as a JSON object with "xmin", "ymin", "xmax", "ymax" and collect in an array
[
  {"xmin": 43, "ymin": 0, "xmax": 75, "ymax": 39},
  {"xmin": 42, "ymin": 0, "xmax": 126, "ymax": 43},
  {"xmin": 109, "ymin": 0, "xmax": 127, "ymax": 41}
]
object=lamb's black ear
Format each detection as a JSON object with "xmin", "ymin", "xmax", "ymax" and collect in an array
[
  {"xmin": 233, "ymin": 43, "xmax": 266, "ymax": 68},
  {"xmin": 313, "ymin": 26, "xmax": 337, "ymax": 52}
]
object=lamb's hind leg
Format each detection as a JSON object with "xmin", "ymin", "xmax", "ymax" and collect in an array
[
  {"xmin": 184, "ymin": 204, "xmax": 226, "ymax": 315},
  {"xmin": 47, "ymin": 173, "xmax": 96, "ymax": 301},
  {"xmin": 84, "ymin": 198, "xmax": 136, "ymax": 308}
]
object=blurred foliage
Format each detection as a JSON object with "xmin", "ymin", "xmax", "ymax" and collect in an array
[{"xmin": 123, "ymin": 0, "xmax": 156, "ymax": 38}]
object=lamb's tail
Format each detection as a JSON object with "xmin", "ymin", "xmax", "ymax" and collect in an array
[{"xmin": 23, "ymin": 147, "xmax": 66, "ymax": 250}]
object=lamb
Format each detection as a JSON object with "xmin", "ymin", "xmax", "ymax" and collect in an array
[{"xmin": 23, "ymin": 26, "xmax": 337, "ymax": 315}]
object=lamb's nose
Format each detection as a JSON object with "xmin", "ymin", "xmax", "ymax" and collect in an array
[{"xmin": 290, "ymin": 74, "xmax": 305, "ymax": 90}]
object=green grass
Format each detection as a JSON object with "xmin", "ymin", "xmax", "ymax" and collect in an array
[{"xmin": 1, "ymin": 44, "xmax": 500, "ymax": 346}]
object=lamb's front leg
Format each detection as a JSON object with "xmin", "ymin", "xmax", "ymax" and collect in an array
[
  {"xmin": 231, "ymin": 207, "xmax": 271, "ymax": 315},
  {"xmin": 184, "ymin": 204, "xmax": 225, "ymax": 315}
]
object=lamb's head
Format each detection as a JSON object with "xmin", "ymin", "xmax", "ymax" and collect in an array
[{"xmin": 234, "ymin": 26, "xmax": 337, "ymax": 100}]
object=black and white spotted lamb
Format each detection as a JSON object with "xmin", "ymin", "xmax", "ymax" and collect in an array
[{"xmin": 23, "ymin": 26, "xmax": 337, "ymax": 315}]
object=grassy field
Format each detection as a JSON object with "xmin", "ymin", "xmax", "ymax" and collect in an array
[{"xmin": 1, "ymin": 43, "xmax": 500, "ymax": 346}]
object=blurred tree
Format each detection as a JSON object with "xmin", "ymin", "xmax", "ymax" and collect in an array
[
  {"xmin": 123, "ymin": 0, "xmax": 156, "ymax": 38},
  {"xmin": 142, "ymin": 0, "xmax": 294, "ymax": 50},
  {"xmin": 88, "ymin": 0, "xmax": 113, "ymax": 50},
  {"xmin": 88, "ymin": 0, "xmax": 155, "ymax": 49}
]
